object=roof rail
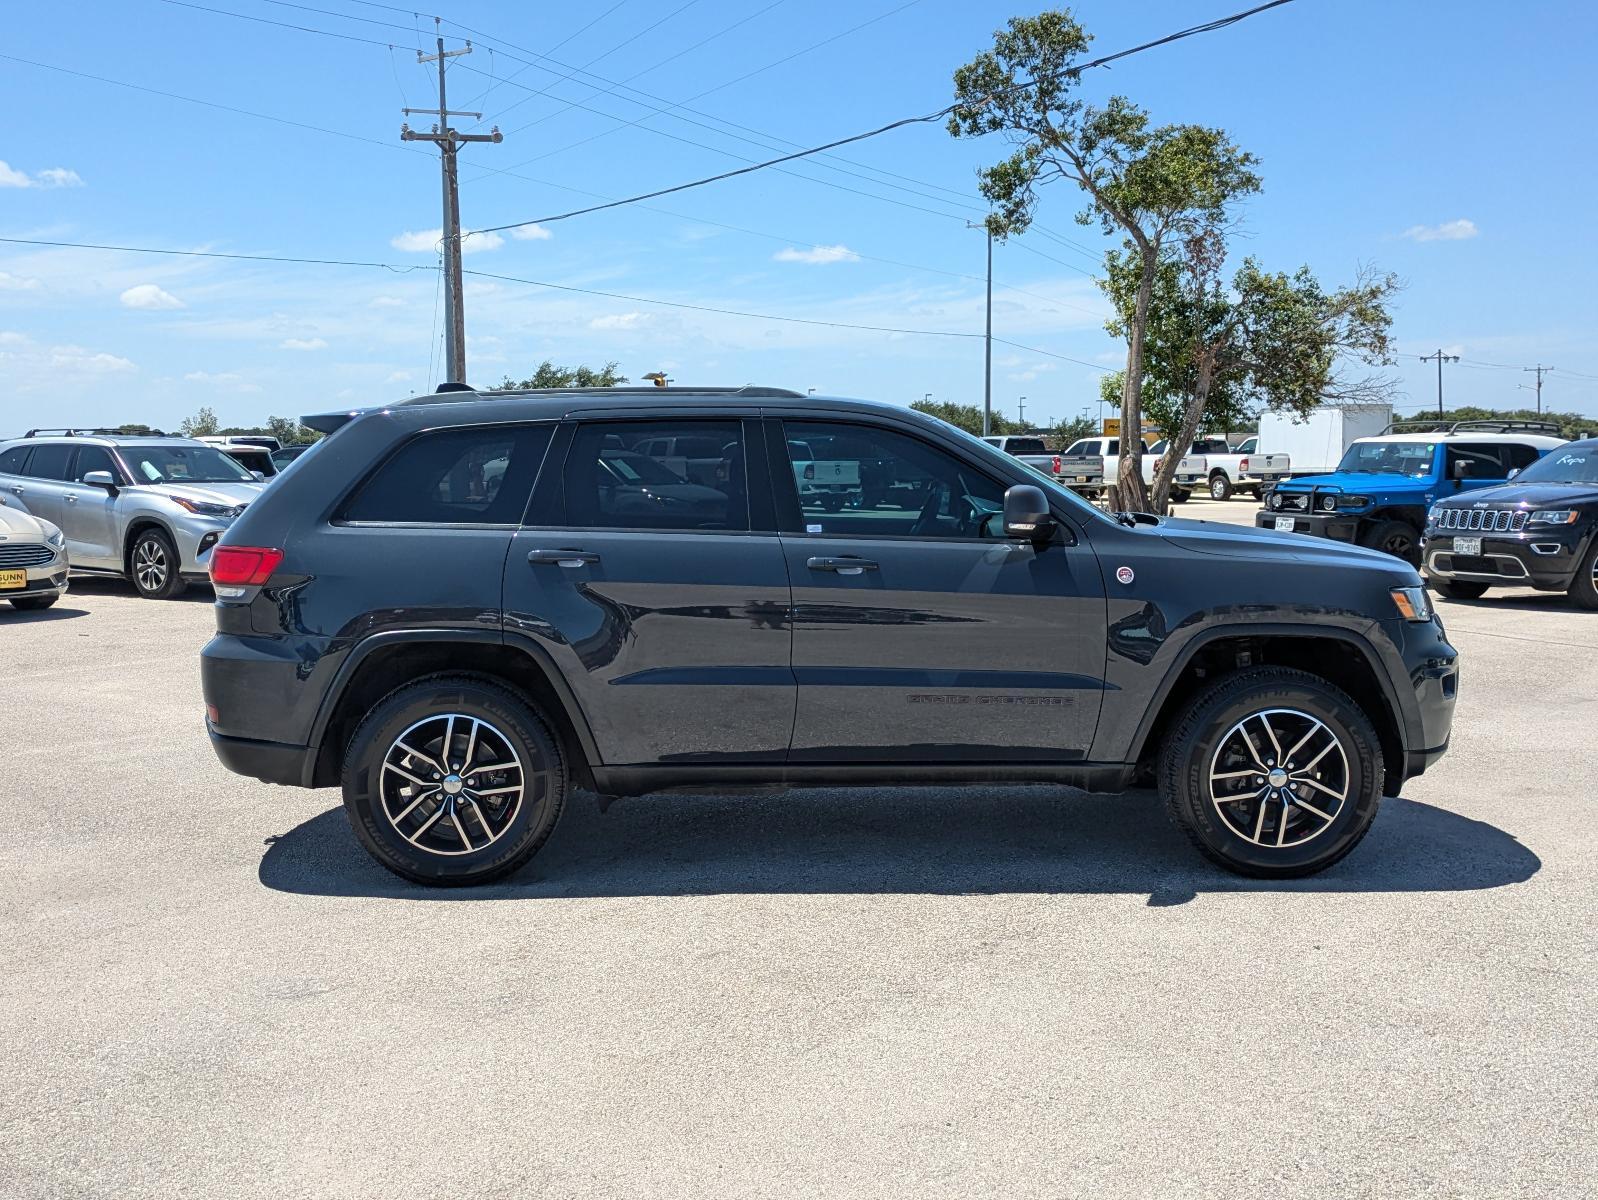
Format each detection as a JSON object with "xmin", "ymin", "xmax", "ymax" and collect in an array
[
  {"xmin": 473, "ymin": 384, "xmax": 808, "ymax": 399},
  {"xmin": 1379, "ymin": 418, "xmax": 1565, "ymax": 436},
  {"xmin": 23, "ymin": 427, "xmax": 172, "ymax": 438}
]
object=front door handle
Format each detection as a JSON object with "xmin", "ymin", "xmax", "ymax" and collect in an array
[
  {"xmin": 65, "ymin": 495, "xmax": 77, "ymax": 503},
  {"xmin": 806, "ymin": 556, "xmax": 878, "ymax": 576},
  {"xmin": 8, "ymin": 486, "xmax": 21, "ymax": 495},
  {"xmin": 527, "ymin": 549, "xmax": 600, "ymax": 567}
]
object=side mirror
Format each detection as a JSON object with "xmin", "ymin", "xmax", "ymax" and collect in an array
[
  {"xmin": 1450, "ymin": 459, "xmax": 1472, "ymax": 483},
  {"xmin": 82, "ymin": 470, "xmax": 118, "ymax": 493},
  {"xmin": 251, "ymin": 470, "xmax": 267, "ymax": 482},
  {"xmin": 1507, "ymin": 467, "xmax": 1520, "ymax": 479},
  {"xmin": 1003, "ymin": 483, "xmax": 1056, "ymax": 542}
]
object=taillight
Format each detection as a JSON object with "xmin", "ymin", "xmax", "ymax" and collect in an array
[
  {"xmin": 1052, "ymin": 455, "xmax": 1062, "ymax": 474},
  {"xmin": 1239, "ymin": 457, "xmax": 1249, "ymax": 473},
  {"xmin": 209, "ymin": 545, "xmax": 283, "ymax": 587},
  {"xmin": 803, "ymin": 464, "xmax": 815, "ymax": 480}
]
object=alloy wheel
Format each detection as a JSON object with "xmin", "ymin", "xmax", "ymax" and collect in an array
[
  {"xmin": 133, "ymin": 539, "xmax": 169, "ymax": 593},
  {"xmin": 379, "ymin": 713, "xmax": 526, "ymax": 856},
  {"xmin": 1207, "ymin": 707, "xmax": 1350, "ymax": 848}
]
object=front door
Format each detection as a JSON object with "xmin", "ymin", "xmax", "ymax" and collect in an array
[
  {"xmin": 773, "ymin": 417, "xmax": 1107, "ymax": 764},
  {"xmin": 59, "ymin": 445, "xmax": 123, "ymax": 568},
  {"xmin": 505, "ymin": 416, "xmax": 795, "ymax": 766}
]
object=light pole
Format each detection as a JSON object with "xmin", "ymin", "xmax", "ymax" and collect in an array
[
  {"xmin": 966, "ymin": 220, "xmax": 993, "ymax": 437},
  {"xmin": 1017, "ymin": 395, "xmax": 1027, "ymax": 427}
]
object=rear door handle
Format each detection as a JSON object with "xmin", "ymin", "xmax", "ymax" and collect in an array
[
  {"xmin": 527, "ymin": 549, "xmax": 600, "ymax": 567},
  {"xmin": 806, "ymin": 556, "xmax": 878, "ymax": 576}
]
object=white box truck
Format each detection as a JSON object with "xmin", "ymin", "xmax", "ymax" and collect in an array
[{"xmin": 1254, "ymin": 404, "xmax": 1392, "ymax": 477}]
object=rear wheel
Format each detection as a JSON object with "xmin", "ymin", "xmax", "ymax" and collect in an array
[
  {"xmin": 8, "ymin": 594, "xmax": 57, "ymax": 611},
  {"xmin": 1169, "ymin": 488, "xmax": 1191, "ymax": 504},
  {"xmin": 1158, "ymin": 667, "xmax": 1384, "ymax": 878},
  {"xmin": 129, "ymin": 528, "xmax": 187, "ymax": 599},
  {"xmin": 1359, "ymin": 518, "xmax": 1420, "ymax": 565},
  {"xmin": 1567, "ymin": 538, "xmax": 1598, "ymax": 611},
  {"xmin": 1433, "ymin": 579, "xmax": 1490, "ymax": 600},
  {"xmin": 341, "ymin": 675, "xmax": 567, "ymax": 887},
  {"xmin": 1208, "ymin": 472, "xmax": 1233, "ymax": 501}
]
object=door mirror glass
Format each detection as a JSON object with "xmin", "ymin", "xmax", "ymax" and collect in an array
[
  {"xmin": 81, "ymin": 470, "xmax": 117, "ymax": 490},
  {"xmin": 1451, "ymin": 459, "xmax": 1472, "ymax": 481},
  {"xmin": 1002, "ymin": 483, "xmax": 1055, "ymax": 541}
]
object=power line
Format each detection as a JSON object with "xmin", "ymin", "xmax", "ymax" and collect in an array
[
  {"xmin": 472, "ymin": 0, "xmax": 1298, "ymax": 237},
  {"xmin": 0, "ymin": 235, "xmax": 433, "ymax": 271}
]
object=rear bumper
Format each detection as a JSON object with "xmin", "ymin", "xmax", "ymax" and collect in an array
[
  {"xmin": 208, "ymin": 728, "xmax": 311, "ymax": 787},
  {"xmin": 1424, "ymin": 530, "xmax": 1590, "ymax": 590},
  {"xmin": 1254, "ymin": 511, "xmax": 1361, "ymax": 542}
]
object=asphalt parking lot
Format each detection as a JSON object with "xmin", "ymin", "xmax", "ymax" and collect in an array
[{"xmin": 2, "ymin": 501, "xmax": 1594, "ymax": 1198}]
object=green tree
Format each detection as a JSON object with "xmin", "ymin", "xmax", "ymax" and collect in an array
[
  {"xmin": 1101, "ymin": 233, "xmax": 1400, "ymax": 508},
  {"xmin": 265, "ymin": 415, "xmax": 321, "ymax": 445},
  {"xmin": 501, "ymin": 361, "xmax": 627, "ymax": 389},
  {"xmin": 948, "ymin": 9, "xmax": 1261, "ymax": 510},
  {"xmin": 179, "ymin": 406, "xmax": 219, "ymax": 438},
  {"xmin": 1397, "ymin": 406, "xmax": 1594, "ymax": 442},
  {"xmin": 1047, "ymin": 413, "xmax": 1099, "ymax": 447},
  {"xmin": 910, "ymin": 399, "xmax": 1022, "ymax": 436}
]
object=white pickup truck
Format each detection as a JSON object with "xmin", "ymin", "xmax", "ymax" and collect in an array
[
  {"xmin": 1055, "ymin": 436, "xmax": 1204, "ymax": 503},
  {"xmin": 1151, "ymin": 435, "xmax": 1291, "ymax": 500},
  {"xmin": 981, "ymin": 435, "xmax": 1061, "ymax": 479}
]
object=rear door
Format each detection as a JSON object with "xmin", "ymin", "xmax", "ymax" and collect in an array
[
  {"xmin": 505, "ymin": 415, "xmax": 795, "ymax": 767},
  {"xmin": 15, "ymin": 442, "xmax": 73, "ymax": 529},
  {"xmin": 771, "ymin": 415, "xmax": 1107, "ymax": 765}
]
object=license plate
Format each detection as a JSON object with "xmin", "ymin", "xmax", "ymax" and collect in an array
[
  {"xmin": 1454, "ymin": 536, "xmax": 1481, "ymax": 556},
  {"xmin": 0, "ymin": 569, "xmax": 26, "ymax": 590},
  {"xmin": 1274, "ymin": 517, "xmax": 1296, "ymax": 532},
  {"xmin": 1076, "ymin": 475, "xmax": 1091, "ymax": 483}
]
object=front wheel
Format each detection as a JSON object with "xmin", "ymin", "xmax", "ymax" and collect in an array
[
  {"xmin": 1208, "ymin": 472, "xmax": 1233, "ymax": 501},
  {"xmin": 9, "ymin": 594, "xmax": 58, "ymax": 611},
  {"xmin": 341, "ymin": 675, "xmax": 567, "ymax": 886},
  {"xmin": 1158, "ymin": 667, "xmax": 1384, "ymax": 878},
  {"xmin": 1432, "ymin": 579, "xmax": 1490, "ymax": 600},
  {"xmin": 129, "ymin": 528, "xmax": 187, "ymax": 599},
  {"xmin": 1359, "ymin": 519, "xmax": 1420, "ymax": 565},
  {"xmin": 1567, "ymin": 537, "xmax": 1598, "ymax": 611}
]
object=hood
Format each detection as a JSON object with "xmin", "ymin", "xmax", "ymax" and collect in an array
[
  {"xmin": 1155, "ymin": 516, "xmax": 1407, "ymax": 571},
  {"xmin": 1270, "ymin": 472, "xmax": 1400, "ymax": 494},
  {"xmin": 0, "ymin": 500, "xmax": 51, "ymax": 540},
  {"xmin": 145, "ymin": 481, "xmax": 264, "ymax": 508},
  {"xmin": 1432, "ymin": 481, "xmax": 1598, "ymax": 509}
]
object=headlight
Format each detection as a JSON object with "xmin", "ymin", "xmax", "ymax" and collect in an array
[
  {"xmin": 42, "ymin": 522, "xmax": 65, "ymax": 550},
  {"xmin": 1391, "ymin": 586, "xmax": 1432, "ymax": 622},
  {"xmin": 172, "ymin": 497, "xmax": 242, "ymax": 518},
  {"xmin": 1528, "ymin": 509, "xmax": 1578, "ymax": 525},
  {"xmin": 1321, "ymin": 494, "xmax": 1337, "ymax": 512},
  {"xmin": 1268, "ymin": 492, "xmax": 1284, "ymax": 510}
]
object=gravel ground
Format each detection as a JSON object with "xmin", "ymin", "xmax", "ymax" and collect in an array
[{"xmin": 1, "ymin": 506, "xmax": 1593, "ymax": 1198}]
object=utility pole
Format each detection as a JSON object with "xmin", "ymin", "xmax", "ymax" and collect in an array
[
  {"xmin": 967, "ymin": 220, "xmax": 993, "ymax": 436},
  {"xmin": 1522, "ymin": 364, "xmax": 1554, "ymax": 414},
  {"xmin": 1418, "ymin": 348, "xmax": 1460, "ymax": 417},
  {"xmin": 1017, "ymin": 395, "xmax": 1027, "ymax": 427},
  {"xmin": 401, "ymin": 19, "xmax": 501, "ymax": 385}
]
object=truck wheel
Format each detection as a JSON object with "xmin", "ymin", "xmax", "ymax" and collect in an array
[
  {"xmin": 820, "ymin": 494, "xmax": 846, "ymax": 512},
  {"xmin": 1169, "ymin": 488, "xmax": 1190, "ymax": 504},
  {"xmin": 1567, "ymin": 538, "xmax": 1598, "ymax": 611},
  {"xmin": 1208, "ymin": 472, "xmax": 1233, "ymax": 501},
  {"xmin": 341, "ymin": 675, "xmax": 567, "ymax": 887},
  {"xmin": 1433, "ymin": 580, "xmax": 1490, "ymax": 600},
  {"xmin": 1158, "ymin": 667, "xmax": 1384, "ymax": 878},
  {"xmin": 129, "ymin": 528, "xmax": 188, "ymax": 600},
  {"xmin": 1359, "ymin": 519, "xmax": 1420, "ymax": 565}
]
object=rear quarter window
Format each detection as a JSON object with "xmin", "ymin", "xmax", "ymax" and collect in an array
[{"xmin": 339, "ymin": 424, "xmax": 554, "ymax": 525}]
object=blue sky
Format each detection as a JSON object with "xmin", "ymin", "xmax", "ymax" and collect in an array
[{"xmin": 3, "ymin": 0, "xmax": 1597, "ymax": 435}]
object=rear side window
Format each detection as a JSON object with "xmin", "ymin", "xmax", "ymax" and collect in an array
[
  {"xmin": 24, "ymin": 443, "xmax": 74, "ymax": 480},
  {"xmin": 1505, "ymin": 443, "xmax": 1541, "ymax": 471},
  {"xmin": 1446, "ymin": 443, "xmax": 1510, "ymax": 479},
  {"xmin": 0, "ymin": 446, "xmax": 28, "ymax": 475},
  {"xmin": 341, "ymin": 424, "xmax": 553, "ymax": 525},
  {"xmin": 560, "ymin": 419, "xmax": 747, "ymax": 532}
]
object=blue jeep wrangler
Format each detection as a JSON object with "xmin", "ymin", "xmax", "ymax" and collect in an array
[{"xmin": 1256, "ymin": 420, "xmax": 1566, "ymax": 563}]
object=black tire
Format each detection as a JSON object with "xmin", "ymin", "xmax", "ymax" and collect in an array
[
  {"xmin": 1433, "ymin": 579, "xmax": 1490, "ymax": 601},
  {"xmin": 128, "ymin": 528, "xmax": 187, "ymax": 599},
  {"xmin": 820, "ymin": 494, "xmax": 846, "ymax": 512},
  {"xmin": 1567, "ymin": 537, "xmax": 1598, "ymax": 611},
  {"xmin": 1169, "ymin": 488, "xmax": 1191, "ymax": 505},
  {"xmin": 1158, "ymin": 666, "xmax": 1384, "ymax": 878},
  {"xmin": 9, "ymin": 594, "xmax": 58, "ymax": 611},
  {"xmin": 341, "ymin": 675, "xmax": 567, "ymax": 887},
  {"xmin": 1359, "ymin": 518, "xmax": 1420, "ymax": 565},
  {"xmin": 1208, "ymin": 472, "xmax": 1233, "ymax": 501}
]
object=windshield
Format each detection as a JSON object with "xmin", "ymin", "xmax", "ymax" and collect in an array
[
  {"xmin": 124, "ymin": 444, "xmax": 256, "ymax": 484},
  {"xmin": 1513, "ymin": 444, "xmax": 1598, "ymax": 484},
  {"xmin": 1335, "ymin": 440, "xmax": 1438, "ymax": 477}
]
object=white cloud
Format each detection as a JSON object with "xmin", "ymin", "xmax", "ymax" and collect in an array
[
  {"xmin": 369, "ymin": 295, "xmax": 406, "ymax": 308},
  {"xmin": 386, "ymin": 369, "xmax": 413, "ymax": 383},
  {"xmin": 510, "ymin": 223, "xmax": 552, "ymax": 241},
  {"xmin": 182, "ymin": 370, "xmax": 261, "ymax": 393},
  {"xmin": 0, "ymin": 271, "xmax": 40, "ymax": 291},
  {"xmin": 391, "ymin": 228, "xmax": 504, "ymax": 254},
  {"xmin": 280, "ymin": 337, "xmax": 328, "ymax": 351},
  {"xmin": 120, "ymin": 283, "xmax": 184, "ymax": 310},
  {"xmin": 0, "ymin": 160, "xmax": 84, "ymax": 188},
  {"xmin": 774, "ymin": 244, "xmax": 860, "ymax": 265},
  {"xmin": 588, "ymin": 312, "xmax": 647, "ymax": 330},
  {"xmin": 1402, "ymin": 218, "xmax": 1478, "ymax": 243}
]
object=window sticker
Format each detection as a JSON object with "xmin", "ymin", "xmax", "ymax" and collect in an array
[{"xmin": 807, "ymin": 523, "xmax": 823, "ymax": 533}]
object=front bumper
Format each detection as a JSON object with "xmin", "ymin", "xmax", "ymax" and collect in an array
[
  {"xmin": 1255, "ymin": 510, "xmax": 1361, "ymax": 543},
  {"xmin": 3, "ymin": 553, "xmax": 70, "ymax": 601},
  {"xmin": 1424, "ymin": 528, "xmax": 1591, "ymax": 590},
  {"xmin": 172, "ymin": 521, "xmax": 232, "ymax": 580}
]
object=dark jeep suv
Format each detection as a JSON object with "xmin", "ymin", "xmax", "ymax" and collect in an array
[{"xmin": 202, "ymin": 387, "xmax": 1458, "ymax": 886}]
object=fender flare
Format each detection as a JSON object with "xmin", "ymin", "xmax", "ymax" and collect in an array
[{"xmin": 303, "ymin": 628, "xmax": 602, "ymax": 785}]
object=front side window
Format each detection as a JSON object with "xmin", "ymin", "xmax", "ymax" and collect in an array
[
  {"xmin": 780, "ymin": 420, "xmax": 1008, "ymax": 540},
  {"xmin": 123, "ymin": 444, "xmax": 256, "ymax": 484},
  {"xmin": 24, "ymin": 443, "xmax": 74, "ymax": 480},
  {"xmin": 73, "ymin": 446, "xmax": 120, "ymax": 483},
  {"xmin": 341, "ymin": 424, "xmax": 553, "ymax": 524},
  {"xmin": 562, "ymin": 420, "xmax": 747, "ymax": 532}
]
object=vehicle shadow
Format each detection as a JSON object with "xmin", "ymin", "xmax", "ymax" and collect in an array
[
  {"xmin": 64, "ymin": 577, "xmax": 213, "ymax": 603},
  {"xmin": 257, "ymin": 786, "xmax": 1540, "ymax": 906},
  {"xmin": 2, "ymin": 603, "xmax": 88, "ymax": 623}
]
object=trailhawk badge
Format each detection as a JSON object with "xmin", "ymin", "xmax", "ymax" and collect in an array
[{"xmin": 1115, "ymin": 566, "xmax": 1135, "ymax": 585}]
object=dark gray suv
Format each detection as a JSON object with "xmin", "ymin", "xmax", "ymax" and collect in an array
[{"xmin": 202, "ymin": 386, "xmax": 1458, "ymax": 886}]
